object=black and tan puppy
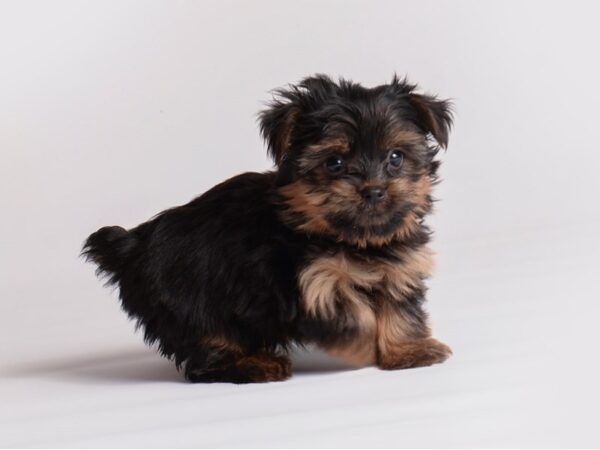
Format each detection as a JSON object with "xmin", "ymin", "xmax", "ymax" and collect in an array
[{"xmin": 83, "ymin": 74, "xmax": 453, "ymax": 383}]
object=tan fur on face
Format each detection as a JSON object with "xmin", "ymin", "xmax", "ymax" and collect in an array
[
  {"xmin": 348, "ymin": 216, "xmax": 421, "ymax": 249},
  {"xmin": 276, "ymin": 176, "xmax": 410, "ymax": 242},
  {"xmin": 329, "ymin": 178, "xmax": 361, "ymax": 203},
  {"xmin": 383, "ymin": 129, "xmax": 426, "ymax": 150},
  {"xmin": 305, "ymin": 137, "xmax": 350, "ymax": 155},
  {"xmin": 340, "ymin": 174, "xmax": 433, "ymax": 248},
  {"xmin": 295, "ymin": 137, "xmax": 351, "ymax": 174},
  {"xmin": 366, "ymin": 175, "xmax": 431, "ymax": 247},
  {"xmin": 277, "ymin": 181, "xmax": 333, "ymax": 234},
  {"xmin": 278, "ymin": 175, "xmax": 433, "ymax": 247},
  {"xmin": 387, "ymin": 174, "xmax": 432, "ymax": 216}
]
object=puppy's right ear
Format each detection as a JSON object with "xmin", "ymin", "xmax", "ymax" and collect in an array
[{"xmin": 258, "ymin": 89, "xmax": 301, "ymax": 166}]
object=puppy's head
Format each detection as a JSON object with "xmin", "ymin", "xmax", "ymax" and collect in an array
[{"xmin": 260, "ymin": 74, "xmax": 453, "ymax": 247}]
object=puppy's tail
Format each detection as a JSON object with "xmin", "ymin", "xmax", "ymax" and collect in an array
[{"xmin": 82, "ymin": 226, "xmax": 138, "ymax": 285}]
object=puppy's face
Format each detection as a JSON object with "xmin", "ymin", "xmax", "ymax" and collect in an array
[{"xmin": 260, "ymin": 75, "xmax": 452, "ymax": 247}]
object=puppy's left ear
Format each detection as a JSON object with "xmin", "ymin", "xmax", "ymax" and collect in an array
[
  {"xmin": 408, "ymin": 93, "xmax": 454, "ymax": 149},
  {"xmin": 258, "ymin": 91, "xmax": 301, "ymax": 165}
]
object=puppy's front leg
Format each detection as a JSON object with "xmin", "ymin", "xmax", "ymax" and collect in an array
[{"xmin": 376, "ymin": 301, "xmax": 451, "ymax": 370}]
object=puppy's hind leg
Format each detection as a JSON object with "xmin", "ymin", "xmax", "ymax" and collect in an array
[{"xmin": 184, "ymin": 337, "xmax": 292, "ymax": 384}]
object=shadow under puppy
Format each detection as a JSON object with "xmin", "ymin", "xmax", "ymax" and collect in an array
[{"xmin": 83, "ymin": 74, "xmax": 453, "ymax": 383}]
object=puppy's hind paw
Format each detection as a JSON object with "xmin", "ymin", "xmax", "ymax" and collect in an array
[
  {"xmin": 185, "ymin": 352, "xmax": 292, "ymax": 384},
  {"xmin": 235, "ymin": 353, "xmax": 292, "ymax": 383}
]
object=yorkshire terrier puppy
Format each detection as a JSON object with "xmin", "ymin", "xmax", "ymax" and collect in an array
[{"xmin": 83, "ymin": 74, "xmax": 453, "ymax": 383}]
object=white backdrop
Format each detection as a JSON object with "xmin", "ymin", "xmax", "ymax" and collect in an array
[{"xmin": 1, "ymin": 0, "xmax": 599, "ymax": 447}]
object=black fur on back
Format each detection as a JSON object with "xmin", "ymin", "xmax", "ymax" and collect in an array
[{"xmin": 83, "ymin": 172, "xmax": 306, "ymax": 367}]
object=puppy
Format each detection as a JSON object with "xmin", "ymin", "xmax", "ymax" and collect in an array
[{"xmin": 83, "ymin": 74, "xmax": 453, "ymax": 383}]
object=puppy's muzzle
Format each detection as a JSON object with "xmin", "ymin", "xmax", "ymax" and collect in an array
[{"xmin": 361, "ymin": 186, "xmax": 386, "ymax": 204}]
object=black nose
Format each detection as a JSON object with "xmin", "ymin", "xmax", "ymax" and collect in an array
[{"xmin": 361, "ymin": 186, "xmax": 386, "ymax": 204}]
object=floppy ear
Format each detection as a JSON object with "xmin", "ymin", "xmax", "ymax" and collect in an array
[
  {"xmin": 408, "ymin": 93, "xmax": 454, "ymax": 149},
  {"xmin": 259, "ymin": 74, "xmax": 337, "ymax": 165},
  {"xmin": 258, "ymin": 92, "xmax": 301, "ymax": 165}
]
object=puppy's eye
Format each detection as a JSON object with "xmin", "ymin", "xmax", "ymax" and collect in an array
[
  {"xmin": 389, "ymin": 150, "xmax": 404, "ymax": 168},
  {"xmin": 325, "ymin": 156, "xmax": 346, "ymax": 175}
]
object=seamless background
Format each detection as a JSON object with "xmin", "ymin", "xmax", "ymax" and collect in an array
[{"xmin": 1, "ymin": 0, "xmax": 599, "ymax": 447}]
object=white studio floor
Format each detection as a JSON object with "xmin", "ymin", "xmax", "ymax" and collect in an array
[{"xmin": 2, "ymin": 224, "xmax": 599, "ymax": 448}]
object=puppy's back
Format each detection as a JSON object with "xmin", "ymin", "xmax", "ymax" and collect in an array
[{"xmin": 83, "ymin": 171, "xmax": 301, "ymax": 362}]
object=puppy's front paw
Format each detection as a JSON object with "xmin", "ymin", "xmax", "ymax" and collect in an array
[{"xmin": 378, "ymin": 338, "xmax": 452, "ymax": 370}]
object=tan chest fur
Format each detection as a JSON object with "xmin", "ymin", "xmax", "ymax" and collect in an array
[
  {"xmin": 298, "ymin": 245, "xmax": 434, "ymax": 365},
  {"xmin": 299, "ymin": 245, "xmax": 434, "ymax": 319}
]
